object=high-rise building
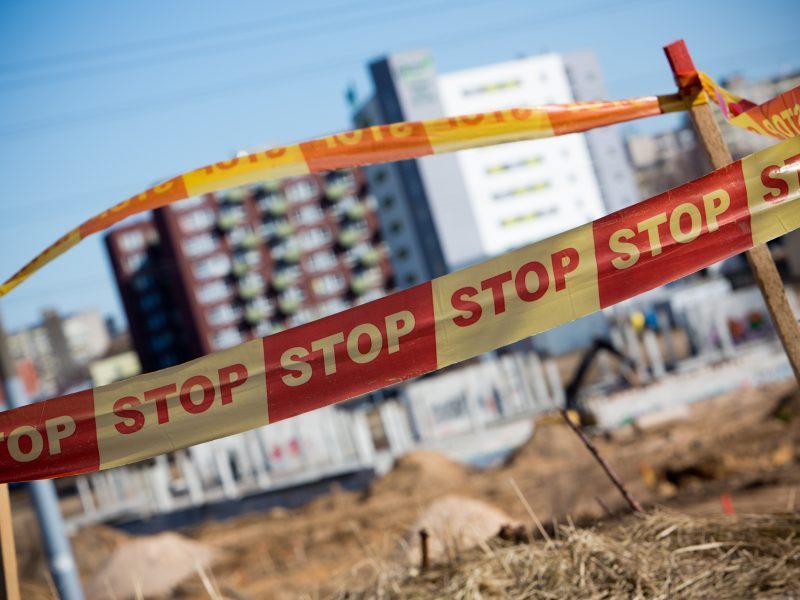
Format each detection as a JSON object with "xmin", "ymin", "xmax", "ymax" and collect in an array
[
  {"xmin": 353, "ymin": 49, "xmax": 639, "ymax": 287},
  {"xmin": 6, "ymin": 308, "xmax": 111, "ymax": 397},
  {"xmin": 106, "ymin": 167, "xmax": 392, "ymax": 372}
]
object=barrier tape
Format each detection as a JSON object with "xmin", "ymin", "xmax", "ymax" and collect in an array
[
  {"xmin": 0, "ymin": 135, "xmax": 798, "ymax": 483},
  {"xmin": 700, "ymin": 73, "xmax": 800, "ymax": 139},
  {"xmin": 1, "ymin": 72, "xmax": 797, "ymax": 298}
]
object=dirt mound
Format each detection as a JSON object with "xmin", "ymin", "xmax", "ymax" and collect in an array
[
  {"xmin": 371, "ymin": 450, "xmax": 471, "ymax": 497},
  {"xmin": 506, "ymin": 419, "xmax": 587, "ymax": 468},
  {"xmin": 352, "ymin": 511, "xmax": 800, "ymax": 599},
  {"xmin": 87, "ymin": 532, "xmax": 217, "ymax": 600},
  {"xmin": 406, "ymin": 495, "xmax": 517, "ymax": 563}
]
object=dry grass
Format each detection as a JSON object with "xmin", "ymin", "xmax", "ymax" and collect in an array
[{"xmin": 341, "ymin": 511, "xmax": 800, "ymax": 599}]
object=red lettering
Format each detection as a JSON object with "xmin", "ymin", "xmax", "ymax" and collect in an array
[
  {"xmin": 481, "ymin": 271, "xmax": 513, "ymax": 315},
  {"xmin": 179, "ymin": 375, "xmax": 215, "ymax": 414},
  {"xmin": 551, "ymin": 248, "xmax": 580, "ymax": 291},
  {"xmin": 452, "ymin": 287, "xmax": 482, "ymax": 327},
  {"xmin": 113, "ymin": 396, "xmax": 145, "ymax": 435},
  {"xmin": 144, "ymin": 384, "xmax": 176, "ymax": 425},
  {"xmin": 218, "ymin": 363, "xmax": 249, "ymax": 405},
  {"xmin": 761, "ymin": 164, "xmax": 789, "ymax": 203},
  {"xmin": 514, "ymin": 261, "xmax": 549, "ymax": 302}
]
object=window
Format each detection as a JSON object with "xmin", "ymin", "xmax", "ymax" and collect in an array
[
  {"xmin": 305, "ymin": 250, "xmax": 338, "ymax": 273},
  {"xmin": 183, "ymin": 233, "xmax": 218, "ymax": 257},
  {"xmin": 140, "ymin": 293, "xmax": 161, "ymax": 311},
  {"xmin": 312, "ymin": 273, "xmax": 345, "ymax": 296},
  {"xmin": 133, "ymin": 273, "xmax": 156, "ymax": 292},
  {"xmin": 280, "ymin": 287, "xmax": 306, "ymax": 302},
  {"xmin": 151, "ymin": 332, "xmax": 174, "ymax": 352},
  {"xmin": 180, "ymin": 208, "xmax": 215, "ymax": 233},
  {"xmin": 318, "ymin": 298, "xmax": 347, "ymax": 316},
  {"xmin": 207, "ymin": 303, "xmax": 239, "ymax": 326},
  {"xmin": 119, "ymin": 230, "xmax": 145, "ymax": 252},
  {"xmin": 146, "ymin": 312, "xmax": 167, "ymax": 331},
  {"xmin": 173, "ymin": 197, "xmax": 205, "ymax": 212},
  {"xmin": 126, "ymin": 253, "xmax": 147, "ymax": 272},
  {"xmin": 158, "ymin": 353, "xmax": 179, "ymax": 369},
  {"xmin": 293, "ymin": 204, "xmax": 323, "ymax": 225},
  {"xmin": 193, "ymin": 254, "xmax": 231, "ymax": 279},
  {"xmin": 285, "ymin": 179, "xmax": 319, "ymax": 203},
  {"xmin": 214, "ymin": 327, "xmax": 243, "ymax": 349},
  {"xmin": 197, "ymin": 280, "xmax": 230, "ymax": 304},
  {"xmin": 297, "ymin": 227, "xmax": 331, "ymax": 251}
]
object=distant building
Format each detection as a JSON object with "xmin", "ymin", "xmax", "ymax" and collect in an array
[
  {"xmin": 6, "ymin": 308, "xmax": 111, "ymax": 397},
  {"xmin": 353, "ymin": 49, "xmax": 639, "ymax": 286},
  {"xmin": 625, "ymin": 124, "xmax": 711, "ymax": 198},
  {"xmin": 106, "ymin": 167, "xmax": 392, "ymax": 372}
]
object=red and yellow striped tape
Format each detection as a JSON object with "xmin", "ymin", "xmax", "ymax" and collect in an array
[
  {"xmin": 2, "ymin": 72, "xmax": 797, "ymax": 299},
  {"xmin": 0, "ymin": 134, "xmax": 798, "ymax": 483}
]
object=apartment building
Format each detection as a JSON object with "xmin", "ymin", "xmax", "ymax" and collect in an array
[{"xmin": 106, "ymin": 168, "xmax": 392, "ymax": 372}]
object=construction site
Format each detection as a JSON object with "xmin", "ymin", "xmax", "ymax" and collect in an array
[
  {"xmin": 8, "ymin": 316, "xmax": 800, "ymax": 598},
  {"xmin": 1, "ymin": 4, "xmax": 800, "ymax": 599}
]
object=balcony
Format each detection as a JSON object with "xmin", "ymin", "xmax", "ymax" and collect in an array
[
  {"xmin": 271, "ymin": 267, "xmax": 299, "ymax": 291},
  {"xmin": 231, "ymin": 260, "xmax": 251, "ymax": 278},
  {"xmin": 221, "ymin": 188, "xmax": 246, "ymax": 203},
  {"xmin": 357, "ymin": 246, "xmax": 381, "ymax": 267},
  {"xmin": 275, "ymin": 221, "xmax": 294, "ymax": 240},
  {"xmin": 237, "ymin": 231, "xmax": 261, "ymax": 251},
  {"xmin": 262, "ymin": 196, "xmax": 289, "ymax": 218},
  {"xmin": 282, "ymin": 245, "xmax": 301, "ymax": 264},
  {"xmin": 338, "ymin": 225, "xmax": 366, "ymax": 248},
  {"xmin": 217, "ymin": 210, "xmax": 245, "ymax": 231},
  {"xmin": 238, "ymin": 275, "xmax": 265, "ymax": 300},
  {"xmin": 345, "ymin": 201, "xmax": 367, "ymax": 221},
  {"xmin": 325, "ymin": 173, "xmax": 356, "ymax": 200},
  {"xmin": 244, "ymin": 302, "xmax": 271, "ymax": 325},
  {"xmin": 278, "ymin": 295, "xmax": 301, "ymax": 315},
  {"xmin": 325, "ymin": 181, "xmax": 352, "ymax": 201},
  {"xmin": 350, "ymin": 268, "xmax": 383, "ymax": 296}
]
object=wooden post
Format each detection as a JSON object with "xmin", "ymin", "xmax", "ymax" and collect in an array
[
  {"xmin": 664, "ymin": 39, "xmax": 800, "ymax": 385},
  {"xmin": 0, "ymin": 484, "xmax": 20, "ymax": 600}
]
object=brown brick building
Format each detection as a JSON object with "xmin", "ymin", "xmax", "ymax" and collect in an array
[{"xmin": 106, "ymin": 168, "xmax": 392, "ymax": 373}]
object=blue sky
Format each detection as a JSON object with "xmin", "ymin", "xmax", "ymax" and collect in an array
[{"xmin": 0, "ymin": 0, "xmax": 796, "ymax": 332}]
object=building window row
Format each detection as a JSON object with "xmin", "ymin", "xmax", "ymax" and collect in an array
[
  {"xmin": 285, "ymin": 180, "xmax": 319, "ymax": 204},
  {"xmin": 492, "ymin": 181, "xmax": 550, "ymax": 201},
  {"xmin": 304, "ymin": 249, "xmax": 338, "ymax": 273},
  {"xmin": 183, "ymin": 233, "xmax": 219, "ymax": 257},
  {"xmin": 193, "ymin": 254, "xmax": 231, "ymax": 280},
  {"xmin": 484, "ymin": 155, "xmax": 542, "ymax": 175},
  {"xmin": 196, "ymin": 280, "xmax": 230, "ymax": 304},
  {"xmin": 180, "ymin": 208, "xmax": 215, "ymax": 233}
]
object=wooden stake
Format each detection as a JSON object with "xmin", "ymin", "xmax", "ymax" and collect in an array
[
  {"xmin": 0, "ymin": 484, "xmax": 20, "ymax": 600},
  {"xmin": 559, "ymin": 410, "xmax": 644, "ymax": 513},
  {"xmin": 418, "ymin": 528, "xmax": 429, "ymax": 571},
  {"xmin": 664, "ymin": 39, "xmax": 800, "ymax": 385}
]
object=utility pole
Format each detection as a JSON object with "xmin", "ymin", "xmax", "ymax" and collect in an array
[
  {"xmin": 0, "ymin": 309, "xmax": 84, "ymax": 600},
  {"xmin": 664, "ymin": 39, "xmax": 800, "ymax": 385}
]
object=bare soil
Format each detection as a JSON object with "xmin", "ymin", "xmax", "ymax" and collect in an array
[{"xmin": 13, "ymin": 380, "xmax": 800, "ymax": 599}]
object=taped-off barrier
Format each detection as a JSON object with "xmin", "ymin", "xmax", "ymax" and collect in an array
[
  {"xmin": 2, "ymin": 73, "xmax": 798, "ymax": 298},
  {"xmin": 0, "ymin": 72, "xmax": 798, "ymax": 482},
  {"xmin": 0, "ymin": 132, "xmax": 798, "ymax": 482}
]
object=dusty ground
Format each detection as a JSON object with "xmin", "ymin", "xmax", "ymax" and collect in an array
[{"xmin": 13, "ymin": 379, "xmax": 800, "ymax": 599}]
